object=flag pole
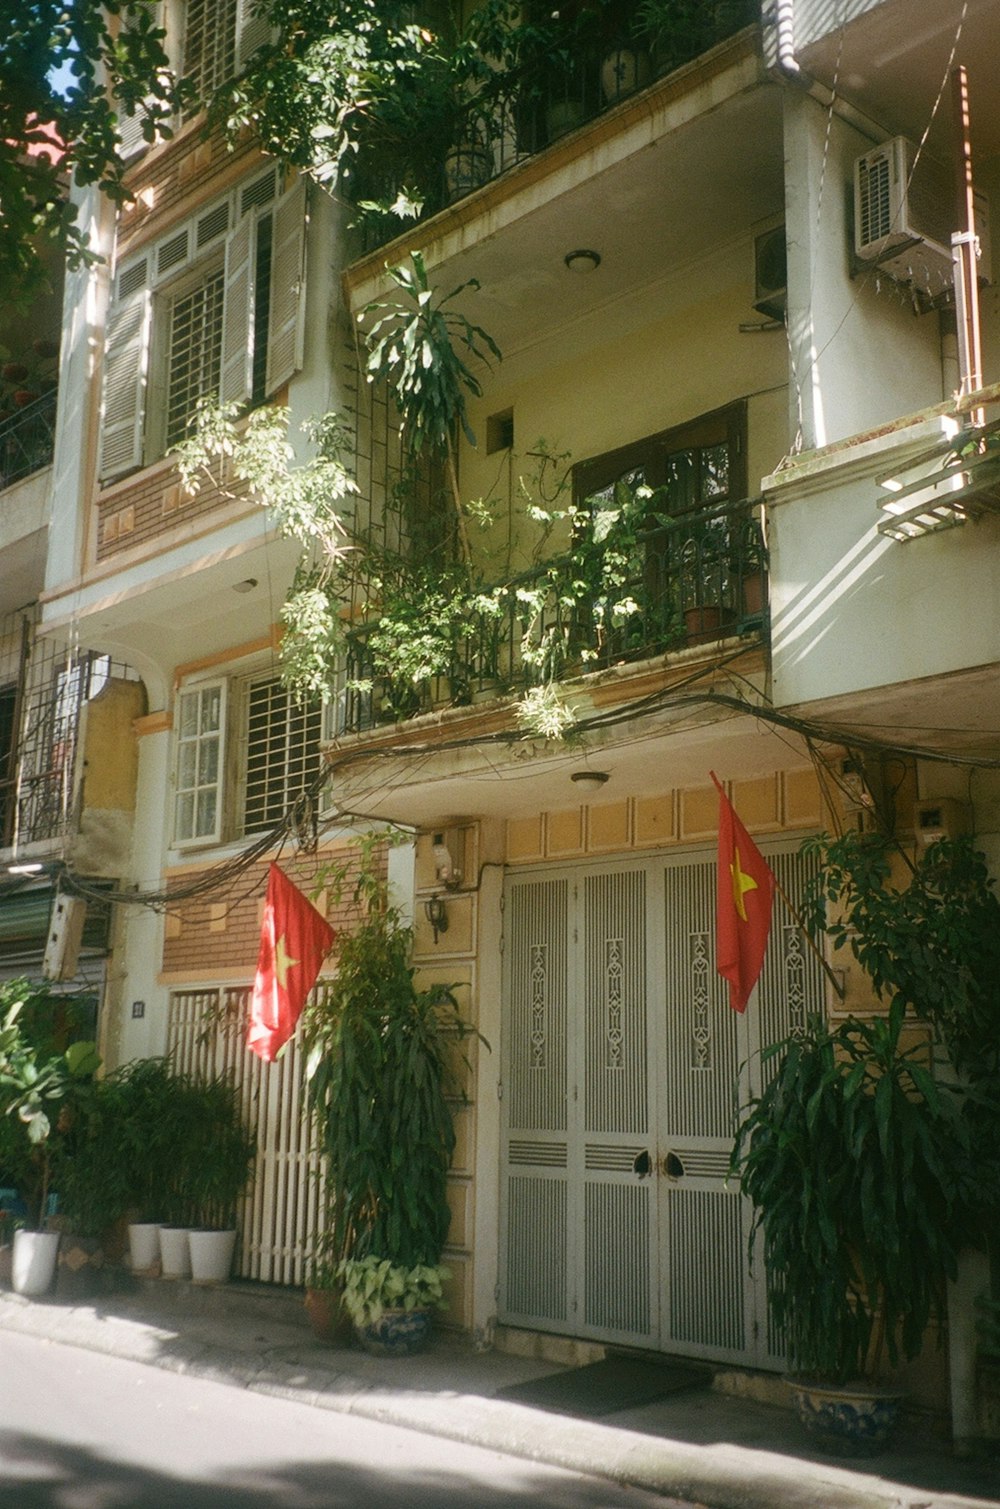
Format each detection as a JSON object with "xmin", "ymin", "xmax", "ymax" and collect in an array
[{"xmin": 770, "ymin": 869, "xmax": 846, "ymax": 1002}]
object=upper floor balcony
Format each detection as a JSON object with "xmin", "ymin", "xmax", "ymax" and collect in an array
[
  {"xmin": 0, "ymin": 389, "xmax": 57, "ymax": 494},
  {"xmin": 343, "ymin": 7, "xmax": 780, "ymax": 366},
  {"xmin": 331, "ymin": 492, "xmax": 767, "ymax": 736}
]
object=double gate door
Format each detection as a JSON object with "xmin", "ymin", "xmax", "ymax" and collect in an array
[{"xmin": 499, "ymin": 846, "xmax": 823, "ymax": 1367}]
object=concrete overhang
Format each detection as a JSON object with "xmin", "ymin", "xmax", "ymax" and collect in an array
[{"xmin": 320, "ymin": 642, "xmax": 813, "ymax": 829}]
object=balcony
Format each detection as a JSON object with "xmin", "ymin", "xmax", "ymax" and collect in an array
[
  {"xmin": 0, "ymin": 390, "xmax": 57, "ymax": 493},
  {"xmin": 332, "ymin": 495, "xmax": 767, "ymax": 735},
  {"xmin": 349, "ymin": 0, "xmax": 761, "ymax": 256}
]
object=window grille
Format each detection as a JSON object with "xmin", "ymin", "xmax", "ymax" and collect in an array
[
  {"xmin": 184, "ymin": 0, "xmax": 238, "ymax": 102},
  {"xmin": 165, "ymin": 268, "xmax": 225, "ymax": 448},
  {"xmin": 242, "ymin": 677, "xmax": 321, "ymax": 836}
]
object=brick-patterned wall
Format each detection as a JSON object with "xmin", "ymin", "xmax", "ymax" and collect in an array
[
  {"xmin": 118, "ymin": 125, "xmax": 265, "ymax": 258},
  {"xmin": 161, "ymin": 844, "xmax": 383, "ymax": 981},
  {"xmin": 96, "ymin": 455, "xmax": 252, "ymax": 562}
]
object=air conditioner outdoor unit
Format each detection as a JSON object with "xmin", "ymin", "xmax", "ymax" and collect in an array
[
  {"xmin": 854, "ymin": 136, "xmax": 992, "ymax": 297},
  {"xmin": 753, "ymin": 225, "xmax": 787, "ymax": 321}
]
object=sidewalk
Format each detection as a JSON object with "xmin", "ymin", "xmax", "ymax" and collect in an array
[{"xmin": 0, "ymin": 1279, "xmax": 997, "ymax": 1509}]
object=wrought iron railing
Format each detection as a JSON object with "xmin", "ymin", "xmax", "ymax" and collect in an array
[
  {"xmin": 331, "ymin": 496, "xmax": 766, "ymax": 734},
  {"xmin": 0, "ymin": 389, "xmax": 57, "ymax": 491}
]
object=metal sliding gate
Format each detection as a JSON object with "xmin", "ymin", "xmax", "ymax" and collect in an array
[
  {"xmin": 499, "ymin": 845, "xmax": 824, "ymax": 1367},
  {"xmin": 167, "ymin": 986, "xmax": 325, "ymax": 1284}
]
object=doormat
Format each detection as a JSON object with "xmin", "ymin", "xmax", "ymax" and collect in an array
[{"xmin": 495, "ymin": 1356, "xmax": 708, "ymax": 1418}]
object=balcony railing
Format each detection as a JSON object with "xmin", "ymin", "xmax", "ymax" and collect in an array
[
  {"xmin": 332, "ymin": 495, "xmax": 767, "ymax": 734},
  {"xmin": 0, "ymin": 389, "xmax": 57, "ymax": 491},
  {"xmin": 353, "ymin": 0, "xmax": 759, "ymax": 253}
]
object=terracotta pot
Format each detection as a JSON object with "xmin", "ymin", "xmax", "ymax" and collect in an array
[
  {"xmin": 304, "ymin": 1286, "xmax": 353, "ymax": 1346},
  {"xmin": 683, "ymin": 603, "xmax": 732, "ymax": 642}
]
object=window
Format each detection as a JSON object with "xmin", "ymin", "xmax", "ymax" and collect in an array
[
  {"xmin": 99, "ymin": 170, "xmax": 307, "ymax": 483},
  {"xmin": 165, "ymin": 264, "xmax": 226, "ymax": 448},
  {"xmin": 174, "ymin": 681, "xmax": 226, "ymax": 844},
  {"xmin": 573, "ymin": 405, "xmax": 753, "ymax": 651},
  {"xmin": 183, "ymin": 0, "xmax": 238, "ymax": 102},
  {"xmin": 241, "ymin": 675, "xmax": 322, "ymax": 835},
  {"xmin": 173, "ymin": 672, "xmax": 322, "ymax": 848}
]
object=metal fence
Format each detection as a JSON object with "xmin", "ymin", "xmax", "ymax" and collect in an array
[{"xmin": 0, "ymin": 390, "xmax": 57, "ymax": 491}]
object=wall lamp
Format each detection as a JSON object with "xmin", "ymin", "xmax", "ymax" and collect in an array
[
  {"xmin": 424, "ymin": 895, "xmax": 449, "ymax": 944},
  {"xmin": 564, "ymin": 248, "xmax": 601, "ymax": 273}
]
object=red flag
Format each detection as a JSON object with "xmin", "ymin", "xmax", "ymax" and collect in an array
[
  {"xmin": 711, "ymin": 771, "xmax": 775, "ymax": 1013},
  {"xmin": 247, "ymin": 864, "xmax": 335, "ymax": 1061}
]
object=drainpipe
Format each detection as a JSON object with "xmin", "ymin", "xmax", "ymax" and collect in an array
[{"xmin": 766, "ymin": 0, "xmax": 881, "ymax": 140}]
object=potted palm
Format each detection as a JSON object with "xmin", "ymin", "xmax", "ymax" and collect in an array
[
  {"xmin": 182, "ymin": 1073, "xmax": 256, "ymax": 1284},
  {"xmin": 302, "ymin": 849, "xmax": 480, "ymax": 1355}
]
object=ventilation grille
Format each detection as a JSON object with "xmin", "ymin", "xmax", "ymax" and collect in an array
[
  {"xmin": 118, "ymin": 258, "xmax": 148, "ymax": 300},
  {"xmin": 505, "ymin": 1175, "xmax": 568, "ymax": 1322},
  {"xmin": 666, "ymin": 1187, "xmax": 744, "ymax": 1351},
  {"xmin": 158, "ymin": 229, "xmax": 190, "ymax": 277},
  {"xmin": 584, "ymin": 1182, "xmax": 651, "ymax": 1336},
  {"xmin": 197, "ymin": 201, "xmax": 230, "ymax": 248}
]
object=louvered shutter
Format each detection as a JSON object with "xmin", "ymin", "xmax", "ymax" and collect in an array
[
  {"xmin": 265, "ymin": 179, "xmax": 307, "ymax": 395},
  {"xmin": 99, "ymin": 264, "xmax": 152, "ymax": 482},
  {"xmin": 235, "ymin": 0, "xmax": 271, "ymax": 71},
  {"xmin": 220, "ymin": 213, "xmax": 254, "ymax": 406},
  {"xmin": 116, "ymin": 1, "xmax": 164, "ymax": 159}
]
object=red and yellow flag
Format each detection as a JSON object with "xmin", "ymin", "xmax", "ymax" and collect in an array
[
  {"xmin": 711, "ymin": 772, "xmax": 775, "ymax": 1014},
  {"xmin": 247, "ymin": 864, "xmax": 335, "ymax": 1062}
]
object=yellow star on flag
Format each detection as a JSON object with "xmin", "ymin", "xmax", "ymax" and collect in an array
[
  {"xmin": 730, "ymin": 845, "xmax": 759, "ymax": 922},
  {"xmin": 273, "ymin": 934, "xmax": 300, "ymax": 989}
]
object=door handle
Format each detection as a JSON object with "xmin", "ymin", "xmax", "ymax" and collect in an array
[
  {"xmin": 662, "ymin": 1151, "xmax": 685, "ymax": 1180},
  {"xmin": 633, "ymin": 1149, "xmax": 652, "ymax": 1177}
]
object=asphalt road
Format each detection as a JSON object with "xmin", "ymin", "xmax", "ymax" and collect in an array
[{"xmin": 0, "ymin": 1331, "xmax": 701, "ymax": 1508}]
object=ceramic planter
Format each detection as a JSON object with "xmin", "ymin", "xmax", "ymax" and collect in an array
[
  {"xmin": 12, "ymin": 1229, "xmax": 60, "ymax": 1296},
  {"xmin": 188, "ymin": 1228, "xmax": 237, "ymax": 1284},
  {"xmin": 786, "ymin": 1378, "xmax": 904, "ymax": 1456},
  {"xmin": 355, "ymin": 1306, "xmax": 432, "ymax": 1357},
  {"xmin": 600, "ymin": 47, "xmax": 651, "ymax": 104},
  {"xmin": 128, "ymin": 1222, "xmax": 161, "ymax": 1274},
  {"xmin": 443, "ymin": 144, "xmax": 493, "ymax": 205},
  {"xmin": 157, "ymin": 1225, "xmax": 192, "ymax": 1278}
]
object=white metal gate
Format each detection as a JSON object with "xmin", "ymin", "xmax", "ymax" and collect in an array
[
  {"xmin": 499, "ymin": 844, "xmax": 823, "ymax": 1366},
  {"xmin": 168, "ymin": 986, "xmax": 325, "ymax": 1284}
]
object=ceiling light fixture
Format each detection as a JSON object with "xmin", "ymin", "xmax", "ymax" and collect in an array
[
  {"xmin": 232, "ymin": 578, "xmax": 258, "ymax": 594},
  {"xmin": 570, "ymin": 770, "xmax": 610, "ymax": 790},
  {"xmin": 564, "ymin": 248, "xmax": 601, "ymax": 273}
]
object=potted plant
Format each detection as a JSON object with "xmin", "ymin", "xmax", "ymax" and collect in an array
[
  {"xmin": 338, "ymin": 1254, "xmax": 450, "ymax": 1355},
  {"xmin": 106, "ymin": 1057, "xmax": 191, "ymax": 1274},
  {"xmin": 302, "ymin": 847, "xmax": 481, "ymax": 1355},
  {"xmin": 732, "ymin": 832, "xmax": 1000, "ymax": 1454},
  {"xmin": 49, "ymin": 1071, "xmax": 134, "ymax": 1296},
  {"xmin": 0, "ymin": 980, "xmax": 101, "ymax": 1296},
  {"xmin": 181, "ymin": 1072, "xmax": 256, "ymax": 1284},
  {"xmin": 732, "ymin": 999, "xmax": 981, "ymax": 1451}
]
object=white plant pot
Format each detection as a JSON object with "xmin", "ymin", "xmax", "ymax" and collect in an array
[
  {"xmin": 12, "ymin": 1229, "xmax": 60, "ymax": 1296},
  {"xmin": 128, "ymin": 1222, "xmax": 161, "ymax": 1274},
  {"xmin": 188, "ymin": 1228, "xmax": 237, "ymax": 1284},
  {"xmin": 158, "ymin": 1225, "xmax": 192, "ymax": 1278}
]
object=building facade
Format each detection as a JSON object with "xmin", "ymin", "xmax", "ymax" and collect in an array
[{"xmin": 4, "ymin": 0, "xmax": 998, "ymax": 1434}]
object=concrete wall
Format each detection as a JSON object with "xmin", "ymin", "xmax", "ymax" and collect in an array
[{"xmin": 767, "ymin": 414, "xmax": 1000, "ymax": 709}]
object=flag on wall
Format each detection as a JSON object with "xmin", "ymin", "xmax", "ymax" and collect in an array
[
  {"xmin": 247, "ymin": 864, "xmax": 335, "ymax": 1062},
  {"xmin": 711, "ymin": 771, "xmax": 775, "ymax": 1014}
]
